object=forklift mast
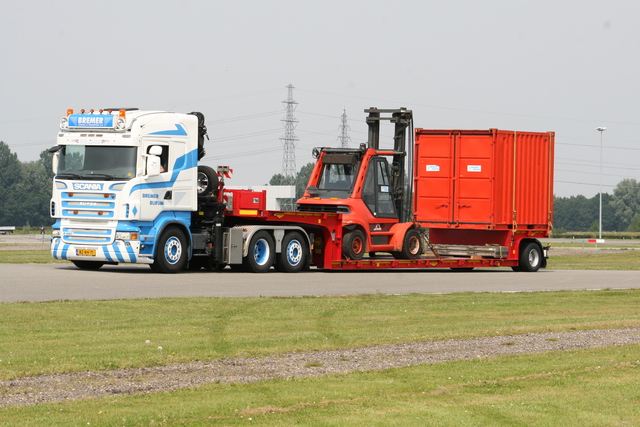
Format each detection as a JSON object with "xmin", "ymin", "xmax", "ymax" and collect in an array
[{"xmin": 364, "ymin": 107, "xmax": 414, "ymax": 223}]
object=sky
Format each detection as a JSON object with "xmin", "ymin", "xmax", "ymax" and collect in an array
[{"xmin": 1, "ymin": 0, "xmax": 638, "ymax": 198}]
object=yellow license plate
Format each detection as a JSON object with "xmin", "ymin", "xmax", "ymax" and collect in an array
[{"xmin": 77, "ymin": 249, "xmax": 96, "ymax": 256}]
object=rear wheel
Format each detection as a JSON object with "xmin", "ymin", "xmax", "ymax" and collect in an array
[
  {"xmin": 151, "ymin": 227, "xmax": 187, "ymax": 273},
  {"xmin": 343, "ymin": 230, "xmax": 366, "ymax": 260},
  {"xmin": 392, "ymin": 229, "xmax": 423, "ymax": 259},
  {"xmin": 516, "ymin": 242, "xmax": 542, "ymax": 272},
  {"xmin": 243, "ymin": 231, "xmax": 274, "ymax": 273},
  {"xmin": 72, "ymin": 260, "xmax": 104, "ymax": 270},
  {"xmin": 275, "ymin": 232, "xmax": 307, "ymax": 273}
]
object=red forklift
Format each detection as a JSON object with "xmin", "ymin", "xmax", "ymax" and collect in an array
[{"xmin": 297, "ymin": 108, "xmax": 422, "ymax": 260}]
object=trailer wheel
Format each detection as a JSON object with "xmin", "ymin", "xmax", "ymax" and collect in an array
[
  {"xmin": 343, "ymin": 230, "xmax": 366, "ymax": 260},
  {"xmin": 151, "ymin": 226, "xmax": 187, "ymax": 273},
  {"xmin": 518, "ymin": 242, "xmax": 542, "ymax": 272},
  {"xmin": 72, "ymin": 260, "xmax": 104, "ymax": 270},
  {"xmin": 197, "ymin": 165, "xmax": 218, "ymax": 197},
  {"xmin": 275, "ymin": 232, "xmax": 307, "ymax": 273},
  {"xmin": 243, "ymin": 231, "xmax": 274, "ymax": 273},
  {"xmin": 393, "ymin": 229, "xmax": 422, "ymax": 259}
]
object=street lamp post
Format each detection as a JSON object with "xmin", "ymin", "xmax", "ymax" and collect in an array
[{"xmin": 596, "ymin": 127, "xmax": 607, "ymax": 239}]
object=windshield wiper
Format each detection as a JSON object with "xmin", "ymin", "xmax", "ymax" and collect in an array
[
  {"xmin": 83, "ymin": 173, "xmax": 117, "ymax": 180},
  {"xmin": 55, "ymin": 173, "xmax": 83, "ymax": 180}
]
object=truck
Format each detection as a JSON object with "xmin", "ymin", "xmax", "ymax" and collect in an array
[{"xmin": 49, "ymin": 107, "xmax": 554, "ymax": 273}]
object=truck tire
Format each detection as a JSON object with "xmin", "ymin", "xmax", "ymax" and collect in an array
[
  {"xmin": 243, "ymin": 231, "xmax": 274, "ymax": 273},
  {"xmin": 72, "ymin": 260, "xmax": 104, "ymax": 270},
  {"xmin": 517, "ymin": 242, "xmax": 542, "ymax": 272},
  {"xmin": 275, "ymin": 231, "xmax": 307, "ymax": 273},
  {"xmin": 392, "ymin": 229, "xmax": 422, "ymax": 259},
  {"xmin": 151, "ymin": 226, "xmax": 188, "ymax": 273},
  {"xmin": 343, "ymin": 230, "xmax": 365, "ymax": 260},
  {"xmin": 197, "ymin": 165, "xmax": 218, "ymax": 197}
]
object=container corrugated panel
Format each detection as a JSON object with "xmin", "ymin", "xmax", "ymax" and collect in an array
[{"xmin": 413, "ymin": 129, "xmax": 554, "ymax": 232}]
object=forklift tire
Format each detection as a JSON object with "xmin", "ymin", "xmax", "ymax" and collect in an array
[
  {"xmin": 275, "ymin": 231, "xmax": 307, "ymax": 273},
  {"xmin": 343, "ymin": 230, "xmax": 366, "ymax": 260},
  {"xmin": 392, "ymin": 229, "xmax": 423, "ymax": 259},
  {"xmin": 243, "ymin": 231, "xmax": 274, "ymax": 273}
]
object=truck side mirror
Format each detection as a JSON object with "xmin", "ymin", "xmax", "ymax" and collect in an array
[
  {"xmin": 146, "ymin": 155, "xmax": 161, "ymax": 177},
  {"xmin": 52, "ymin": 152, "xmax": 59, "ymax": 175},
  {"xmin": 49, "ymin": 145, "xmax": 62, "ymax": 175}
]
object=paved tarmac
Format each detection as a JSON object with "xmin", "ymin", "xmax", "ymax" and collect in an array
[{"xmin": 1, "ymin": 263, "xmax": 639, "ymax": 303}]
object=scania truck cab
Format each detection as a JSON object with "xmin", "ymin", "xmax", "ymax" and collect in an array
[{"xmin": 49, "ymin": 109, "xmax": 213, "ymax": 272}]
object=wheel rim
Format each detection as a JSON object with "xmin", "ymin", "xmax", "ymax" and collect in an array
[
  {"xmin": 352, "ymin": 237, "xmax": 363, "ymax": 255},
  {"xmin": 528, "ymin": 248, "xmax": 540, "ymax": 267},
  {"xmin": 197, "ymin": 172, "xmax": 209, "ymax": 194},
  {"xmin": 286, "ymin": 240, "xmax": 303, "ymax": 266},
  {"xmin": 253, "ymin": 238, "xmax": 270, "ymax": 266},
  {"xmin": 408, "ymin": 235, "xmax": 420, "ymax": 255},
  {"xmin": 164, "ymin": 236, "xmax": 182, "ymax": 264}
]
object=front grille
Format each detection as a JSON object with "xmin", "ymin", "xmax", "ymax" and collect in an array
[
  {"xmin": 297, "ymin": 204, "xmax": 350, "ymax": 214},
  {"xmin": 61, "ymin": 191, "xmax": 117, "ymax": 219},
  {"xmin": 62, "ymin": 227, "xmax": 114, "ymax": 244}
]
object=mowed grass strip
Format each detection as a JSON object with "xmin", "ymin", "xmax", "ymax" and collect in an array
[
  {"xmin": 1, "ymin": 290, "xmax": 639, "ymax": 379},
  {"xmin": 0, "ymin": 249, "xmax": 64, "ymax": 264},
  {"xmin": 547, "ymin": 250, "xmax": 640, "ymax": 270},
  {"xmin": 1, "ymin": 345, "xmax": 638, "ymax": 426}
]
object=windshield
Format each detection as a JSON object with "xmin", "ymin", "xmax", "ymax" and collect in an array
[
  {"xmin": 56, "ymin": 145, "xmax": 137, "ymax": 180},
  {"xmin": 318, "ymin": 163, "xmax": 359, "ymax": 194}
]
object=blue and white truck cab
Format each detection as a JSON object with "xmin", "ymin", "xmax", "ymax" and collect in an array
[{"xmin": 49, "ymin": 108, "xmax": 218, "ymax": 272}]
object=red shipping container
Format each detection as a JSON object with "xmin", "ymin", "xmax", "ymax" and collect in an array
[{"xmin": 413, "ymin": 129, "xmax": 554, "ymax": 233}]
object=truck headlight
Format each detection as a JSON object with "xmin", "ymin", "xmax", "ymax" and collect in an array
[
  {"xmin": 52, "ymin": 229, "xmax": 61, "ymax": 238},
  {"xmin": 60, "ymin": 117, "xmax": 68, "ymax": 130},
  {"xmin": 115, "ymin": 117, "xmax": 126, "ymax": 130},
  {"xmin": 115, "ymin": 232, "xmax": 138, "ymax": 240}
]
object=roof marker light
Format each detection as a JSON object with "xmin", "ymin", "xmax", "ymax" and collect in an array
[{"xmin": 67, "ymin": 109, "xmax": 73, "ymax": 116}]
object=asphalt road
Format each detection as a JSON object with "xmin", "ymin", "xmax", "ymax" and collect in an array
[{"xmin": 2, "ymin": 263, "xmax": 640, "ymax": 303}]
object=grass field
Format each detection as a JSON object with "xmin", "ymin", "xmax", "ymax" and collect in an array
[
  {"xmin": 1, "ymin": 244, "xmax": 639, "ymax": 425},
  {"xmin": 1, "ymin": 290, "xmax": 640, "ymax": 425}
]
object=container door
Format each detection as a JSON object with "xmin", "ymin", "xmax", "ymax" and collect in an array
[
  {"xmin": 454, "ymin": 133, "xmax": 494, "ymax": 226},
  {"xmin": 414, "ymin": 133, "xmax": 454, "ymax": 225}
]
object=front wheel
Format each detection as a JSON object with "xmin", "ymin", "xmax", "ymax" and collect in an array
[
  {"xmin": 243, "ymin": 231, "xmax": 274, "ymax": 273},
  {"xmin": 151, "ymin": 227, "xmax": 188, "ymax": 273},
  {"xmin": 343, "ymin": 230, "xmax": 366, "ymax": 260},
  {"xmin": 275, "ymin": 232, "xmax": 308, "ymax": 273},
  {"xmin": 517, "ymin": 242, "xmax": 543, "ymax": 272}
]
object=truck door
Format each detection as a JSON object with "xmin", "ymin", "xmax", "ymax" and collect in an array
[{"xmin": 362, "ymin": 157, "xmax": 397, "ymax": 218}]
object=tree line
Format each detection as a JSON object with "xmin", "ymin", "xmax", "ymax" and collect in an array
[
  {"xmin": 2, "ymin": 139, "xmax": 639, "ymax": 233},
  {"xmin": 0, "ymin": 141, "xmax": 53, "ymax": 229}
]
